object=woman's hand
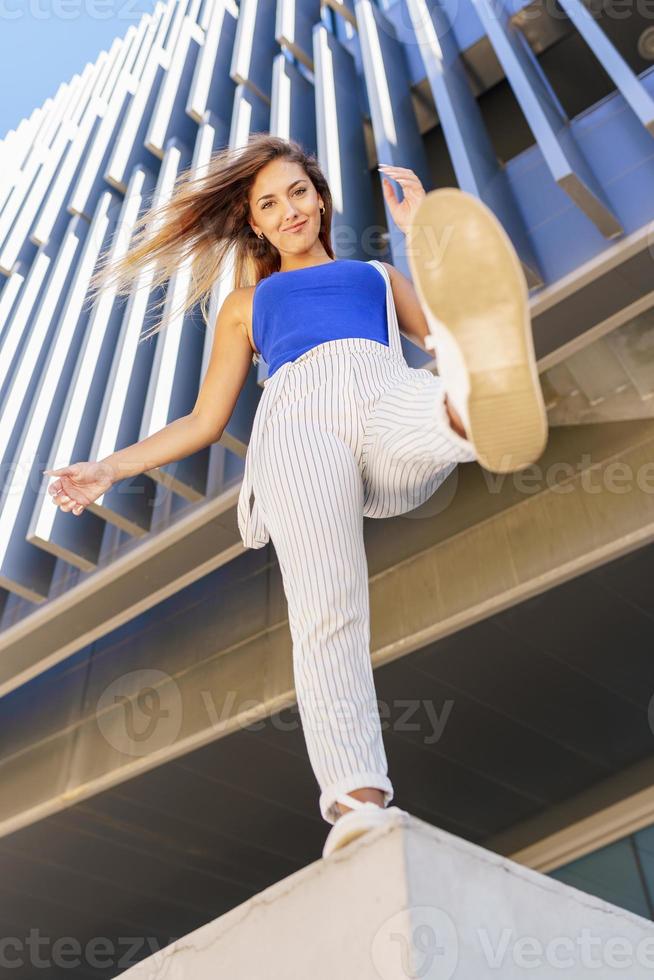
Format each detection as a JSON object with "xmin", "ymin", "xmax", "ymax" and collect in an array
[
  {"xmin": 378, "ymin": 164, "xmax": 427, "ymax": 235},
  {"xmin": 43, "ymin": 461, "xmax": 116, "ymax": 516}
]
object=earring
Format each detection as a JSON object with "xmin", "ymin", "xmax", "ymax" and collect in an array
[
  {"xmin": 258, "ymin": 233, "xmax": 264, "ymax": 239},
  {"xmin": 319, "ymin": 205, "xmax": 325, "ymax": 214}
]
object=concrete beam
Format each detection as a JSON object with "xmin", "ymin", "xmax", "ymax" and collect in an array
[
  {"xmin": 119, "ymin": 815, "xmax": 654, "ymax": 979},
  {"xmin": 1, "ymin": 418, "xmax": 653, "ymax": 839}
]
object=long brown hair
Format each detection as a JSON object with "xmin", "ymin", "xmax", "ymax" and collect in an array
[{"xmin": 86, "ymin": 133, "xmax": 335, "ymax": 342}]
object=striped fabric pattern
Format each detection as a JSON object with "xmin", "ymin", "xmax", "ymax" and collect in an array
[{"xmin": 238, "ymin": 259, "xmax": 478, "ymax": 823}]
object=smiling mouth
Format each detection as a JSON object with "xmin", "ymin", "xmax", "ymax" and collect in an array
[{"xmin": 285, "ymin": 220, "xmax": 307, "ymax": 232}]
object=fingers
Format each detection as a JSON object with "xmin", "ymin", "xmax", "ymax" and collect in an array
[
  {"xmin": 43, "ymin": 466, "xmax": 74, "ymax": 478},
  {"xmin": 378, "ymin": 164, "xmax": 422, "ymax": 185},
  {"xmin": 51, "ymin": 494, "xmax": 77, "ymax": 512},
  {"xmin": 46, "ymin": 485, "xmax": 85, "ymax": 516},
  {"xmin": 378, "ymin": 163, "xmax": 416, "ymax": 175},
  {"xmin": 57, "ymin": 495, "xmax": 84, "ymax": 515},
  {"xmin": 381, "ymin": 174, "xmax": 421, "ymax": 185},
  {"xmin": 44, "ymin": 467, "xmax": 86, "ymax": 515},
  {"xmin": 47, "ymin": 480, "xmax": 65, "ymax": 501}
]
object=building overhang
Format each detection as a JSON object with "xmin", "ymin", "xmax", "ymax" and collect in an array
[{"xmin": 2, "ymin": 229, "xmax": 653, "ymax": 702}]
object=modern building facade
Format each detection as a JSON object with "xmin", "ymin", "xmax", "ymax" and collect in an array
[{"xmin": 1, "ymin": 0, "xmax": 654, "ymax": 974}]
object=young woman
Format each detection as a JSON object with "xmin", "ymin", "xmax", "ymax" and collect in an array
[{"xmin": 44, "ymin": 135, "xmax": 547, "ymax": 859}]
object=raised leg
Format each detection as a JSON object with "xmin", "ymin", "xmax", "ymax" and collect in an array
[
  {"xmin": 362, "ymin": 367, "xmax": 478, "ymax": 522},
  {"xmin": 253, "ymin": 418, "xmax": 394, "ymax": 825}
]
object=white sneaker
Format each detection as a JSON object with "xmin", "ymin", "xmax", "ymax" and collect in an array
[
  {"xmin": 407, "ymin": 188, "xmax": 549, "ymax": 474},
  {"xmin": 322, "ymin": 793, "xmax": 409, "ymax": 859}
]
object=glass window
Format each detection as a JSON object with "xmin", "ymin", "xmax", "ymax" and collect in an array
[{"xmin": 549, "ymin": 835, "xmax": 651, "ymax": 919}]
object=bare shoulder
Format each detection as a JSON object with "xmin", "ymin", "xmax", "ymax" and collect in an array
[
  {"xmin": 227, "ymin": 284, "xmax": 259, "ymax": 356},
  {"xmin": 378, "ymin": 261, "xmax": 402, "ymax": 282},
  {"xmin": 229, "ymin": 283, "xmax": 256, "ymax": 309},
  {"xmin": 379, "ymin": 262, "xmax": 417, "ymax": 293}
]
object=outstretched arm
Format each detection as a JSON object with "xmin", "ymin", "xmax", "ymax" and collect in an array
[
  {"xmin": 101, "ymin": 288, "xmax": 254, "ymax": 480},
  {"xmin": 46, "ymin": 289, "xmax": 255, "ymax": 514}
]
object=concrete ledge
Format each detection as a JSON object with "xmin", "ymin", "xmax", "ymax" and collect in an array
[{"xmin": 122, "ymin": 814, "xmax": 654, "ymax": 978}]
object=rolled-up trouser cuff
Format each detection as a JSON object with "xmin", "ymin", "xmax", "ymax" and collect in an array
[{"xmin": 320, "ymin": 772, "xmax": 395, "ymax": 825}]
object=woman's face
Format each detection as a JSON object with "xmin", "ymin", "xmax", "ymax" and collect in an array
[{"xmin": 248, "ymin": 158, "xmax": 324, "ymax": 255}]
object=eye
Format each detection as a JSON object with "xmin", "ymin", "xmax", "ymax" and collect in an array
[{"xmin": 261, "ymin": 186, "xmax": 306, "ymax": 210}]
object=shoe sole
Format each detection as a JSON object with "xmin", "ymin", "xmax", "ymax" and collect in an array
[
  {"xmin": 322, "ymin": 807, "xmax": 407, "ymax": 858},
  {"xmin": 407, "ymin": 189, "xmax": 549, "ymax": 474}
]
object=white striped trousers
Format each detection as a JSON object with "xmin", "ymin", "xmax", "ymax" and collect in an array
[{"xmin": 249, "ymin": 337, "xmax": 477, "ymax": 824}]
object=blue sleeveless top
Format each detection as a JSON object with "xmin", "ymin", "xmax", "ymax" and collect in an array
[{"xmin": 252, "ymin": 259, "xmax": 389, "ymax": 377}]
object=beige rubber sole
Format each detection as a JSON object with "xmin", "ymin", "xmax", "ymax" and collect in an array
[
  {"xmin": 322, "ymin": 806, "xmax": 408, "ymax": 858},
  {"xmin": 407, "ymin": 188, "xmax": 549, "ymax": 473},
  {"xmin": 323, "ymin": 820, "xmax": 371, "ymax": 857}
]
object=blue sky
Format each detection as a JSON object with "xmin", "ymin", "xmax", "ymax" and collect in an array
[{"xmin": 0, "ymin": 0, "xmax": 155, "ymax": 139}]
